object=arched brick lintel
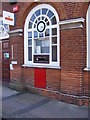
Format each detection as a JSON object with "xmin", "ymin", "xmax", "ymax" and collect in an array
[{"xmin": 21, "ymin": 2, "xmax": 67, "ymax": 26}]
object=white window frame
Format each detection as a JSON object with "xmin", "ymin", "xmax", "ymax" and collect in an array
[
  {"xmin": 24, "ymin": 4, "xmax": 60, "ymax": 69},
  {"xmin": 84, "ymin": 5, "xmax": 90, "ymax": 71}
]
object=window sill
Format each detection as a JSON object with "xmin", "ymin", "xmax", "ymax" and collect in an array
[
  {"xmin": 84, "ymin": 67, "xmax": 90, "ymax": 71},
  {"xmin": 22, "ymin": 64, "xmax": 61, "ymax": 69}
]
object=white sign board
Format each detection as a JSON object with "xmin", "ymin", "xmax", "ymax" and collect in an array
[
  {"xmin": 10, "ymin": 64, "xmax": 13, "ymax": 70},
  {"xmin": 3, "ymin": 11, "xmax": 15, "ymax": 26}
]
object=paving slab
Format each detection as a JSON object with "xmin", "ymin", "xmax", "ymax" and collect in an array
[
  {"xmin": 2, "ymin": 85, "xmax": 89, "ymax": 119},
  {"xmin": 2, "ymin": 86, "xmax": 19, "ymax": 98},
  {"xmin": 29, "ymin": 99, "xmax": 88, "ymax": 118}
]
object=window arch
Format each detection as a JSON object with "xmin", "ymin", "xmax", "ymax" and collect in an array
[{"xmin": 24, "ymin": 4, "xmax": 60, "ymax": 68}]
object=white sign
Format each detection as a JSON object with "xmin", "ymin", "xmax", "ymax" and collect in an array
[
  {"xmin": 11, "ymin": 61, "xmax": 17, "ymax": 64},
  {"xmin": 10, "ymin": 64, "xmax": 13, "ymax": 70},
  {"xmin": 3, "ymin": 11, "xmax": 15, "ymax": 26}
]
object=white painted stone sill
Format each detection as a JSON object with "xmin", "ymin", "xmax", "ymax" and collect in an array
[
  {"xmin": 22, "ymin": 64, "xmax": 61, "ymax": 69},
  {"xmin": 84, "ymin": 67, "xmax": 90, "ymax": 71}
]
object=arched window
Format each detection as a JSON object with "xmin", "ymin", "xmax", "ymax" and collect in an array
[{"xmin": 24, "ymin": 4, "xmax": 60, "ymax": 68}]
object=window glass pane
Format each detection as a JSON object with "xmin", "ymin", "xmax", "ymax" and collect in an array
[
  {"xmin": 34, "ymin": 31, "xmax": 38, "ymax": 38},
  {"xmin": 47, "ymin": 10, "xmax": 54, "ymax": 18},
  {"xmin": 28, "ymin": 39, "xmax": 32, "ymax": 46},
  {"xmin": 35, "ymin": 20, "xmax": 37, "ymax": 24},
  {"xmin": 42, "ymin": 40, "xmax": 50, "ymax": 53},
  {"xmin": 34, "ymin": 24, "xmax": 36, "ymax": 28},
  {"xmin": 30, "ymin": 14, "xmax": 35, "ymax": 22},
  {"xmin": 35, "ymin": 10, "xmax": 40, "ymax": 16},
  {"xmin": 28, "ymin": 32, "xmax": 32, "ymax": 38},
  {"xmin": 42, "ymin": 16, "xmax": 45, "ymax": 20},
  {"xmin": 47, "ymin": 22, "xmax": 49, "ymax": 26},
  {"xmin": 28, "ymin": 47, "xmax": 32, "ymax": 61},
  {"xmin": 51, "ymin": 16, "xmax": 57, "ymax": 25},
  {"xmin": 38, "ymin": 17, "xmax": 40, "ymax": 21},
  {"xmin": 45, "ymin": 29, "xmax": 50, "ymax": 36},
  {"xmin": 34, "ymin": 39, "xmax": 50, "ymax": 54},
  {"xmin": 42, "ymin": 46, "xmax": 50, "ymax": 53},
  {"xmin": 52, "ymin": 28, "xmax": 57, "ymax": 35},
  {"xmin": 42, "ymin": 8, "xmax": 48, "ymax": 15},
  {"xmin": 45, "ymin": 18, "xmax": 48, "ymax": 22},
  {"xmin": 28, "ymin": 22, "xmax": 32, "ymax": 29},
  {"xmin": 34, "ymin": 40, "xmax": 41, "ymax": 53},
  {"xmin": 52, "ymin": 37, "xmax": 57, "ymax": 44},
  {"xmin": 39, "ymin": 33, "xmax": 43, "ymax": 37},
  {"xmin": 52, "ymin": 46, "xmax": 57, "ymax": 61},
  {"xmin": 3, "ymin": 52, "xmax": 9, "ymax": 60}
]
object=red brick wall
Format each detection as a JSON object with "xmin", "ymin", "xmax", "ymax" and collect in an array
[
  {"xmin": 83, "ymin": 72, "xmax": 89, "ymax": 96},
  {"xmin": 9, "ymin": 36, "xmax": 24, "ymax": 89},
  {"xmin": 61, "ymin": 28, "xmax": 83, "ymax": 96},
  {"xmin": 0, "ymin": 2, "xmax": 2, "ymax": 16},
  {"xmin": 2, "ymin": 2, "xmax": 90, "ymax": 105},
  {"xmin": 23, "ymin": 67, "xmax": 34, "ymax": 87},
  {"xmin": 9, "ymin": 36, "xmax": 24, "ymax": 65},
  {"xmin": 46, "ymin": 69, "xmax": 60, "ymax": 91}
]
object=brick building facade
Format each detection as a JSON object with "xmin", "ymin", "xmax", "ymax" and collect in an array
[{"xmin": 1, "ymin": 1, "xmax": 90, "ymax": 105}]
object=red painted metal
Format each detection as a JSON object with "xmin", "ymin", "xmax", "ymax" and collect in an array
[
  {"xmin": 13, "ymin": 5, "xmax": 19, "ymax": 13},
  {"xmin": 34, "ymin": 68, "xmax": 46, "ymax": 89}
]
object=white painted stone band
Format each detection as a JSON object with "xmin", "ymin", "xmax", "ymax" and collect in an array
[
  {"xmin": 59, "ymin": 18, "xmax": 85, "ymax": 25},
  {"xmin": 9, "ymin": 18, "xmax": 85, "ymax": 34}
]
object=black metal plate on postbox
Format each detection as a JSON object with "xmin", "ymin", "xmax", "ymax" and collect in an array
[{"xmin": 34, "ymin": 55, "xmax": 49, "ymax": 64}]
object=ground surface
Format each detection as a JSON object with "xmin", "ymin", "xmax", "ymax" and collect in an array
[{"xmin": 1, "ymin": 85, "xmax": 89, "ymax": 119}]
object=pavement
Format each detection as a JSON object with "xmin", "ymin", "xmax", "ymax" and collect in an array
[{"xmin": 1, "ymin": 85, "xmax": 89, "ymax": 119}]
